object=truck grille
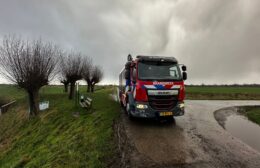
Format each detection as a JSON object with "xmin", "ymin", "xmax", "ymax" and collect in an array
[{"xmin": 148, "ymin": 95, "xmax": 178, "ymax": 111}]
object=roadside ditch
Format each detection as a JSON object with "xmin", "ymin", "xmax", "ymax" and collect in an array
[{"xmin": 214, "ymin": 106, "xmax": 260, "ymax": 153}]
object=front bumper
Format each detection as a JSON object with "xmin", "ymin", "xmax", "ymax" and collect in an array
[{"xmin": 130, "ymin": 101, "xmax": 185, "ymax": 118}]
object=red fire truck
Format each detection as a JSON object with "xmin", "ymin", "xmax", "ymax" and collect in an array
[{"xmin": 119, "ymin": 55, "xmax": 187, "ymax": 121}]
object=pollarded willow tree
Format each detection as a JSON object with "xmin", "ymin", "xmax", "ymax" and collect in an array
[
  {"xmin": 90, "ymin": 66, "xmax": 103, "ymax": 92},
  {"xmin": 82, "ymin": 58, "xmax": 93, "ymax": 92},
  {"xmin": 0, "ymin": 36, "xmax": 58, "ymax": 116},
  {"xmin": 59, "ymin": 63, "xmax": 70, "ymax": 93},
  {"xmin": 83, "ymin": 65, "xmax": 103, "ymax": 93},
  {"xmin": 60, "ymin": 51, "xmax": 86, "ymax": 99},
  {"xmin": 60, "ymin": 78, "xmax": 70, "ymax": 93}
]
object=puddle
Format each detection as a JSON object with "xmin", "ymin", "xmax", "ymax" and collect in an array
[{"xmin": 225, "ymin": 114, "xmax": 260, "ymax": 152}]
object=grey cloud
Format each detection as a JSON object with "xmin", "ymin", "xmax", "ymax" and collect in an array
[{"xmin": 0, "ymin": 0, "xmax": 259, "ymax": 84}]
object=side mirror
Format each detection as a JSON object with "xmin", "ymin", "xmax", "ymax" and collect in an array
[
  {"xmin": 125, "ymin": 70, "xmax": 130, "ymax": 80},
  {"xmin": 127, "ymin": 54, "xmax": 133, "ymax": 61},
  {"xmin": 182, "ymin": 65, "xmax": 187, "ymax": 71},
  {"xmin": 182, "ymin": 72, "xmax": 187, "ymax": 80}
]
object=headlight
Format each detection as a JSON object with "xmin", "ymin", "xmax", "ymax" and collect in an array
[
  {"xmin": 136, "ymin": 104, "xmax": 148, "ymax": 109},
  {"xmin": 179, "ymin": 103, "xmax": 185, "ymax": 108}
]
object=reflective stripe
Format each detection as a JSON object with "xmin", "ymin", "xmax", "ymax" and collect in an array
[
  {"xmin": 144, "ymin": 85, "xmax": 181, "ymax": 89},
  {"xmin": 144, "ymin": 85, "xmax": 156, "ymax": 89},
  {"xmin": 171, "ymin": 85, "xmax": 181, "ymax": 89},
  {"xmin": 154, "ymin": 85, "xmax": 165, "ymax": 90}
]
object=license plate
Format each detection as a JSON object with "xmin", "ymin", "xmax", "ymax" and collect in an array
[{"xmin": 159, "ymin": 112, "xmax": 173, "ymax": 116}]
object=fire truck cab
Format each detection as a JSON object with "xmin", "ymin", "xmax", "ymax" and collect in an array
[{"xmin": 119, "ymin": 55, "xmax": 187, "ymax": 120}]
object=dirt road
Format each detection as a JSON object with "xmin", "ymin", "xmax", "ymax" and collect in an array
[{"xmin": 116, "ymin": 100, "xmax": 260, "ymax": 168}]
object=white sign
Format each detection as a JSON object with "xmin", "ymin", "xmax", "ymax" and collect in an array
[{"xmin": 39, "ymin": 101, "xmax": 49, "ymax": 111}]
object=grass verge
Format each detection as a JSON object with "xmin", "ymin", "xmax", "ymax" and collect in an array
[
  {"xmin": 0, "ymin": 85, "xmax": 120, "ymax": 168},
  {"xmin": 239, "ymin": 106, "xmax": 260, "ymax": 126}
]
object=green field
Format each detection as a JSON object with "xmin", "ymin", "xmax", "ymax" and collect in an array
[
  {"xmin": 239, "ymin": 106, "xmax": 260, "ymax": 126},
  {"xmin": 247, "ymin": 108, "xmax": 260, "ymax": 125},
  {"xmin": 186, "ymin": 86, "xmax": 260, "ymax": 94},
  {"xmin": 0, "ymin": 85, "xmax": 120, "ymax": 167},
  {"xmin": 186, "ymin": 86, "xmax": 260, "ymax": 100}
]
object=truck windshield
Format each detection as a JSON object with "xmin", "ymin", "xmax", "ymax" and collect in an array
[{"xmin": 138, "ymin": 62, "xmax": 181, "ymax": 80}]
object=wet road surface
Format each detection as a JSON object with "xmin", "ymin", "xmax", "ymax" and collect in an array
[{"xmin": 120, "ymin": 100, "xmax": 260, "ymax": 168}]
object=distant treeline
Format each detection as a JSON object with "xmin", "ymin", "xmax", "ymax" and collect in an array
[{"xmin": 186, "ymin": 84, "xmax": 260, "ymax": 87}]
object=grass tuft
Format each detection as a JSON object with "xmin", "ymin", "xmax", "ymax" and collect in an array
[{"xmin": 246, "ymin": 108, "xmax": 260, "ymax": 125}]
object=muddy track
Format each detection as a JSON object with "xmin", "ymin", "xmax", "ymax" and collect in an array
[{"xmin": 114, "ymin": 100, "xmax": 260, "ymax": 168}]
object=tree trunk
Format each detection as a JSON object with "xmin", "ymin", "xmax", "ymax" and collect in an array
[
  {"xmin": 28, "ymin": 90, "xmax": 40, "ymax": 116},
  {"xmin": 87, "ymin": 81, "xmax": 91, "ymax": 92},
  {"xmin": 64, "ymin": 83, "xmax": 69, "ymax": 93},
  {"xmin": 91, "ymin": 84, "xmax": 95, "ymax": 93},
  {"xmin": 87, "ymin": 85, "xmax": 91, "ymax": 92},
  {"xmin": 69, "ymin": 81, "xmax": 76, "ymax": 99}
]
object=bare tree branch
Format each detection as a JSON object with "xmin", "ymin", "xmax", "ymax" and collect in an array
[
  {"xmin": 90, "ymin": 66, "xmax": 103, "ymax": 92},
  {"xmin": 0, "ymin": 35, "xmax": 58, "ymax": 116},
  {"xmin": 82, "ymin": 57, "xmax": 93, "ymax": 92},
  {"xmin": 59, "ymin": 51, "xmax": 86, "ymax": 99}
]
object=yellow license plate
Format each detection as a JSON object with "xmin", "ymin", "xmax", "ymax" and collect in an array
[{"xmin": 160, "ymin": 112, "xmax": 173, "ymax": 116}]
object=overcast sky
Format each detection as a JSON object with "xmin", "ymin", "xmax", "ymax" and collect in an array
[{"xmin": 0, "ymin": 0, "xmax": 259, "ymax": 84}]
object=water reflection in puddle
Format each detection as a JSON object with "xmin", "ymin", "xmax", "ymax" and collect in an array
[{"xmin": 225, "ymin": 115, "xmax": 260, "ymax": 152}]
